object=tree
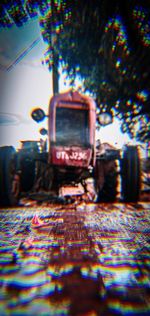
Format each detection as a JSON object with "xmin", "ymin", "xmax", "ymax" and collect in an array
[{"xmin": 0, "ymin": 0, "xmax": 150, "ymax": 141}]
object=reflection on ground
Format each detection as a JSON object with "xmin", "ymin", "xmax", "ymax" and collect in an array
[{"xmin": 0, "ymin": 202, "xmax": 150, "ymax": 315}]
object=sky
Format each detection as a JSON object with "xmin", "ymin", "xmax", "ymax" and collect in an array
[{"xmin": 0, "ymin": 17, "xmax": 132, "ymax": 150}]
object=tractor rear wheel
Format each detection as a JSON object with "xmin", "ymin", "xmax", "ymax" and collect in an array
[
  {"xmin": 121, "ymin": 146, "xmax": 141, "ymax": 202},
  {"xmin": 0, "ymin": 146, "xmax": 19, "ymax": 206}
]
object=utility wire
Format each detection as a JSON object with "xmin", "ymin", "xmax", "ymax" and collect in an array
[{"xmin": 6, "ymin": 37, "xmax": 41, "ymax": 72}]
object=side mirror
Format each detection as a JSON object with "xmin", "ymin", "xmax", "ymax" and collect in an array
[
  {"xmin": 98, "ymin": 112, "xmax": 113, "ymax": 126},
  {"xmin": 31, "ymin": 108, "xmax": 46, "ymax": 123},
  {"xmin": 39, "ymin": 128, "xmax": 48, "ymax": 136}
]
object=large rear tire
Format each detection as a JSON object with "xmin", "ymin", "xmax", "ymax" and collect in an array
[
  {"xmin": 0, "ymin": 146, "xmax": 19, "ymax": 206},
  {"xmin": 121, "ymin": 146, "xmax": 141, "ymax": 202}
]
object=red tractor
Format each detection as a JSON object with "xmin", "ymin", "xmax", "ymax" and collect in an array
[{"xmin": 0, "ymin": 90, "xmax": 141, "ymax": 206}]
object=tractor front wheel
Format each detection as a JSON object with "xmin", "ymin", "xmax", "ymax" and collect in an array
[
  {"xmin": 121, "ymin": 146, "xmax": 141, "ymax": 202},
  {"xmin": 94, "ymin": 159, "xmax": 118, "ymax": 202}
]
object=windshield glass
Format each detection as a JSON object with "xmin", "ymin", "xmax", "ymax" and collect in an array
[{"xmin": 56, "ymin": 107, "xmax": 89, "ymax": 146}]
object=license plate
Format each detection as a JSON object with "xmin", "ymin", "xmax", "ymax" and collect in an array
[{"xmin": 56, "ymin": 150, "xmax": 87, "ymax": 161}]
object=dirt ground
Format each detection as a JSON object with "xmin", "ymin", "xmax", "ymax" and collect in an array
[{"xmin": 0, "ymin": 200, "xmax": 150, "ymax": 316}]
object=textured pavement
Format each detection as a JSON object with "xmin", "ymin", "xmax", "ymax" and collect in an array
[{"xmin": 0, "ymin": 201, "xmax": 150, "ymax": 315}]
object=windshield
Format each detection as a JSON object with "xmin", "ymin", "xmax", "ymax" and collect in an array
[{"xmin": 56, "ymin": 107, "xmax": 89, "ymax": 146}]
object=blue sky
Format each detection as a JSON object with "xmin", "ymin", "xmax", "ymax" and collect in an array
[
  {"xmin": 0, "ymin": 17, "xmax": 131, "ymax": 149},
  {"xmin": 0, "ymin": 17, "xmax": 53, "ymax": 148},
  {"xmin": 0, "ymin": 18, "xmax": 44, "ymax": 75}
]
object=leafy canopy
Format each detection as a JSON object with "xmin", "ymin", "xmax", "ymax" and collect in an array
[{"xmin": 0, "ymin": 0, "xmax": 150, "ymax": 141}]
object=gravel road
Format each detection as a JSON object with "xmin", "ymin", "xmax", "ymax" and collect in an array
[{"xmin": 0, "ymin": 201, "xmax": 150, "ymax": 315}]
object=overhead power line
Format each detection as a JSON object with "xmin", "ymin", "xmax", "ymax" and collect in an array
[{"xmin": 6, "ymin": 37, "xmax": 41, "ymax": 72}]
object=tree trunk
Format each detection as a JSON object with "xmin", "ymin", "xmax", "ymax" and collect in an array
[{"xmin": 52, "ymin": 50, "xmax": 59, "ymax": 95}]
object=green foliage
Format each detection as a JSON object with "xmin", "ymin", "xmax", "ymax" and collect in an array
[{"xmin": 0, "ymin": 0, "xmax": 149, "ymax": 142}]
